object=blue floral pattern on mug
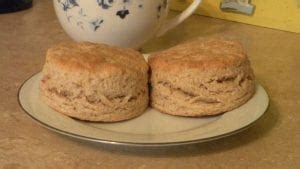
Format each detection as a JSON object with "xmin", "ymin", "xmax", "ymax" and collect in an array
[
  {"xmin": 56, "ymin": 0, "xmax": 167, "ymax": 31},
  {"xmin": 97, "ymin": 0, "xmax": 114, "ymax": 9}
]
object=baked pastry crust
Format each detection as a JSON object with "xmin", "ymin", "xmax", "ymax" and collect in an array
[
  {"xmin": 40, "ymin": 42, "xmax": 149, "ymax": 122},
  {"xmin": 149, "ymin": 38, "xmax": 255, "ymax": 116}
]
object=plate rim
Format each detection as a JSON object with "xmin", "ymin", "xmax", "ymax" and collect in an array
[{"xmin": 18, "ymin": 72, "xmax": 269, "ymax": 147}]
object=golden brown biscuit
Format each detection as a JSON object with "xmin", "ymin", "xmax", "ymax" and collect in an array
[
  {"xmin": 149, "ymin": 38, "xmax": 255, "ymax": 116},
  {"xmin": 40, "ymin": 42, "xmax": 149, "ymax": 122}
]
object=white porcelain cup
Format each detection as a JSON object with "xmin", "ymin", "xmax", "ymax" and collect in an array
[{"xmin": 54, "ymin": 0, "xmax": 202, "ymax": 48}]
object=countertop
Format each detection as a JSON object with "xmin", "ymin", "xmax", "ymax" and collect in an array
[{"xmin": 0, "ymin": 0, "xmax": 299, "ymax": 168}]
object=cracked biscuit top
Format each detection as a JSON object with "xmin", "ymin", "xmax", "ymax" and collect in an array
[
  {"xmin": 46, "ymin": 42, "xmax": 148, "ymax": 73},
  {"xmin": 149, "ymin": 38, "xmax": 248, "ymax": 71}
]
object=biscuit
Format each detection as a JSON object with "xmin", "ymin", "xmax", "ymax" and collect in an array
[
  {"xmin": 40, "ymin": 42, "xmax": 149, "ymax": 122},
  {"xmin": 149, "ymin": 38, "xmax": 255, "ymax": 116}
]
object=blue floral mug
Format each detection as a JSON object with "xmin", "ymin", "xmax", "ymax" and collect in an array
[{"xmin": 54, "ymin": 0, "xmax": 202, "ymax": 48}]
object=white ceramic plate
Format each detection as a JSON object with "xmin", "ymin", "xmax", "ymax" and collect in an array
[{"xmin": 18, "ymin": 73, "xmax": 269, "ymax": 147}]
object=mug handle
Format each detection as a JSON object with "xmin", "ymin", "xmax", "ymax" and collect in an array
[{"xmin": 156, "ymin": 0, "xmax": 202, "ymax": 37}]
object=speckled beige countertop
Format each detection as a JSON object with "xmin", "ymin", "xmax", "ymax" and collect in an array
[{"xmin": 0, "ymin": 0, "xmax": 299, "ymax": 168}]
